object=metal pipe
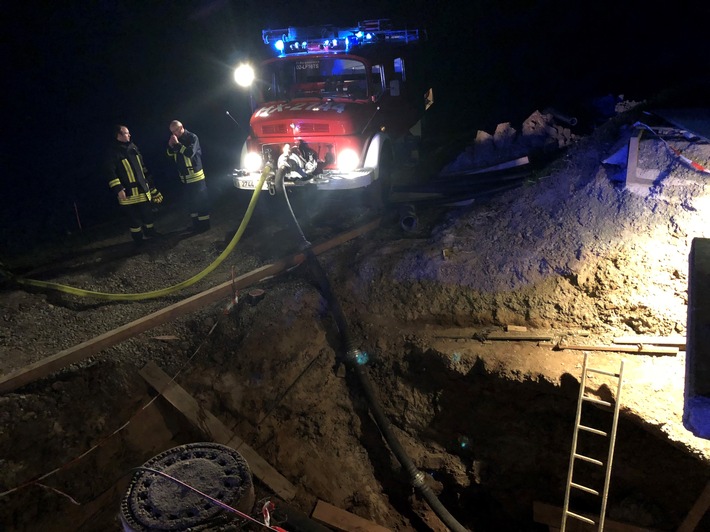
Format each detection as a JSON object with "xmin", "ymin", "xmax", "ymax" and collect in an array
[
  {"xmin": 543, "ymin": 107, "xmax": 578, "ymax": 127},
  {"xmin": 399, "ymin": 203, "xmax": 418, "ymax": 232}
]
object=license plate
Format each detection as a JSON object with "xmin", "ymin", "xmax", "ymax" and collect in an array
[{"xmin": 239, "ymin": 180, "xmax": 254, "ymax": 189}]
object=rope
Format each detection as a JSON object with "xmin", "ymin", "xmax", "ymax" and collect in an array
[
  {"xmin": 0, "ymin": 317, "xmax": 223, "ymax": 501},
  {"xmin": 132, "ymin": 467, "xmax": 287, "ymax": 531},
  {"xmin": 634, "ymin": 122, "xmax": 710, "ymax": 174}
]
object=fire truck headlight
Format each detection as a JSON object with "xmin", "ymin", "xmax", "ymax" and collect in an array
[
  {"xmin": 234, "ymin": 63, "xmax": 255, "ymax": 87},
  {"xmin": 243, "ymin": 152, "xmax": 263, "ymax": 172},
  {"xmin": 337, "ymin": 149, "xmax": 359, "ymax": 172}
]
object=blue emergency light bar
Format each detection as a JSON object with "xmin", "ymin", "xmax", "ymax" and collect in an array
[{"xmin": 262, "ymin": 19, "xmax": 421, "ymax": 56}]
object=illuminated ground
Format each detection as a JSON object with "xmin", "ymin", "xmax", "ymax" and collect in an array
[{"xmin": 2, "ymin": 91, "xmax": 710, "ymax": 530}]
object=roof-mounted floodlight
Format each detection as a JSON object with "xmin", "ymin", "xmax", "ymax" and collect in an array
[{"xmin": 233, "ymin": 63, "xmax": 255, "ymax": 87}]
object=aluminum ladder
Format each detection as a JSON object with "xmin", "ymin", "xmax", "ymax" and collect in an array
[{"xmin": 561, "ymin": 352, "xmax": 624, "ymax": 531}]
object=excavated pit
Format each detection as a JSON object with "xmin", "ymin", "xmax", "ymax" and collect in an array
[{"xmin": 3, "ymin": 92, "xmax": 710, "ymax": 530}]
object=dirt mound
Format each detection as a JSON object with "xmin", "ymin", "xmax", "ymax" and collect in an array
[{"xmin": 3, "ymin": 95, "xmax": 710, "ymax": 530}]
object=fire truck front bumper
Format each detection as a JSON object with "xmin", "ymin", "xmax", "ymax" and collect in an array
[
  {"xmin": 233, "ymin": 170, "xmax": 270, "ymax": 191},
  {"xmin": 232, "ymin": 168, "xmax": 375, "ymax": 191},
  {"xmin": 311, "ymin": 169, "xmax": 375, "ymax": 190}
]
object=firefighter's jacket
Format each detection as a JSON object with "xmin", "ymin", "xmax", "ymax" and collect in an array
[
  {"xmin": 107, "ymin": 140, "xmax": 158, "ymax": 205},
  {"xmin": 166, "ymin": 129, "xmax": 206, "ymax": 184}
]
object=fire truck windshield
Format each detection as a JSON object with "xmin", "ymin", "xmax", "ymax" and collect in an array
[{"xmin": 258, "ymin": 57, "xmax": 370, "ymax": 102}]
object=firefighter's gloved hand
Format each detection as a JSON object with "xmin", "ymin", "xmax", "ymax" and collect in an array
[{"xmin": 151, "ymin": 191, "xmax": 164, "ymax": 204}]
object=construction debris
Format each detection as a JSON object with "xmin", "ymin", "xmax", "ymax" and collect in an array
[{"xmin": 439, "ymin": 109, "xmax": 578, "ymax": 175}]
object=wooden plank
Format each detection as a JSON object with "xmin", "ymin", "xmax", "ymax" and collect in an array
[
  {"xmin": 139, "ymin": 361, "xmax": 297, "ymax": 501},
  {"xmin": 0, "ymin": 219, "xmax": 380, "ymax": 394},
  {"xmin": 613, "ymin": 336, "xmax": 686, "ymax": 349},
  {"xmin": 677, "ymin": 480, "xmax": 710, "ymax": 532},
  {"xmin": 558, "ymin": 344, "xmax": 678, "ymax": 355},
  {"xmin": 486, "ymin": 331, "xmax": 554, "ymax": 341},
  {"xmin": 312, "ymin": 500, "xmax": 391, "ymax": 532},
  {"xmin": 533, "ymin": 501, "xmax": 659, "ymax": 532},
  {"xmin": 435, "ymin": 328, "xmax": 588, "ymax": 341},
  {"xmin": 625, "ymin": 127, "xmax": 646, "ymax": 186},
  {"xmin": 505, "ymin": 325, "xmax": 528, "ymax": 332},
  {"xmin": 438, "ymin": 155, "xmax": 529, "ymax": 178}
]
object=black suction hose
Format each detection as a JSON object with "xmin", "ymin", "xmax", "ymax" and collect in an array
[{"xmin": 275, "ymin": 169, "xmax": 469, "ymax": 532}]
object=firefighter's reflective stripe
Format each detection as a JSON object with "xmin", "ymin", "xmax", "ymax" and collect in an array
[
  {"xmin": 167, "ymin": 146, "xmax": 205, "ymax": 183},
  {"xmin": 116, "ymin": 156, "xmax": 152, "ymax": 196},
  {"xmin": 119, "ymin": 192, "xmax": 151, "ymax": 205},
  {"xmin": 179, "ymin": 151, "xmax": 204, "ymax": 183},
  {"xmin": 180, "ymin": 167, "xmax": 205, "ymax": 184},
  {"xmin": 122, "ymin": 159, "xmax": 137, "ymax": 185}
]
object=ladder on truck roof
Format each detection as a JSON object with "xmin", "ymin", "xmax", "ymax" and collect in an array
[{"xmin": 561, "ymin": 352, "xmax": 624, "ymax": 531}]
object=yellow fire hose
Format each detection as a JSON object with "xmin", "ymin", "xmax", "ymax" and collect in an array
[{"xmin": 9, "ymin": 166, "xmax": 271, "ymax": 301}]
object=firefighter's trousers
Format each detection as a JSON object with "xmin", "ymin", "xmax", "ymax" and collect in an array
[
  {"xmin": 184, "ymin": 179, "xmax": 211, "ymax": 232},
  {"xmin": 122, "ymin": 201, "xmax": 156, "ymax": 242}
]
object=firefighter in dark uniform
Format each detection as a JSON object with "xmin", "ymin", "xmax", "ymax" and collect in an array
[
  {"xmin": 167, "ymin": 120, "xmax": 210, "ymax": 232},
  {"xmin": 107, "ymin": 124, "xmax": 163, "ymax": 244}
]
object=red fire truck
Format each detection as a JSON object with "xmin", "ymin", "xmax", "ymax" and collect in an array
[{"xmin": 232, "ymin": 19, "xmax": 432, "ymax": 201}]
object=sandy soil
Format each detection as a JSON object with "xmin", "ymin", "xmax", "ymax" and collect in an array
[{"xmin": 2, "ymin": 91, "xmax": 710, "ymax": 531}]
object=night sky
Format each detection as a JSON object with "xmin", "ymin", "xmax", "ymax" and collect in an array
[{"xmin": 5, "ymin": 1, "xmax": 709, "ymax": 255}]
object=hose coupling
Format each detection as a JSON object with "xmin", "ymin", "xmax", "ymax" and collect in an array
[
  {"xmin": 346, "ymin": 348, "xmax": 369, "ymax": 366},
  {"xmin": 411, "ymin": 470, "xmax": 427, "ymax": 488}
]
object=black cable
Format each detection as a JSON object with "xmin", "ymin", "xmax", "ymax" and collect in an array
[{"xmin": 275, "ymin": 170, "xmax": 470, "ymax": 531}]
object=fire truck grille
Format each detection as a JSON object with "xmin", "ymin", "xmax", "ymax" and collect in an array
[
  {"xmin": 261, "ymin": 123, "xmax": 330, "ymax": 135},
  {"xmin": 299, "ymin": 123, "xmax": 330, "ymax": 133},
  {"xmin": 262, "ymin": 124, "xmax": 288, "ymax": 134}
]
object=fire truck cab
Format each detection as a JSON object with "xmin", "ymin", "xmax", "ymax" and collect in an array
[{"xmin": 232, "ymin": 19, "xmax": 431, "ymax": 199}]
